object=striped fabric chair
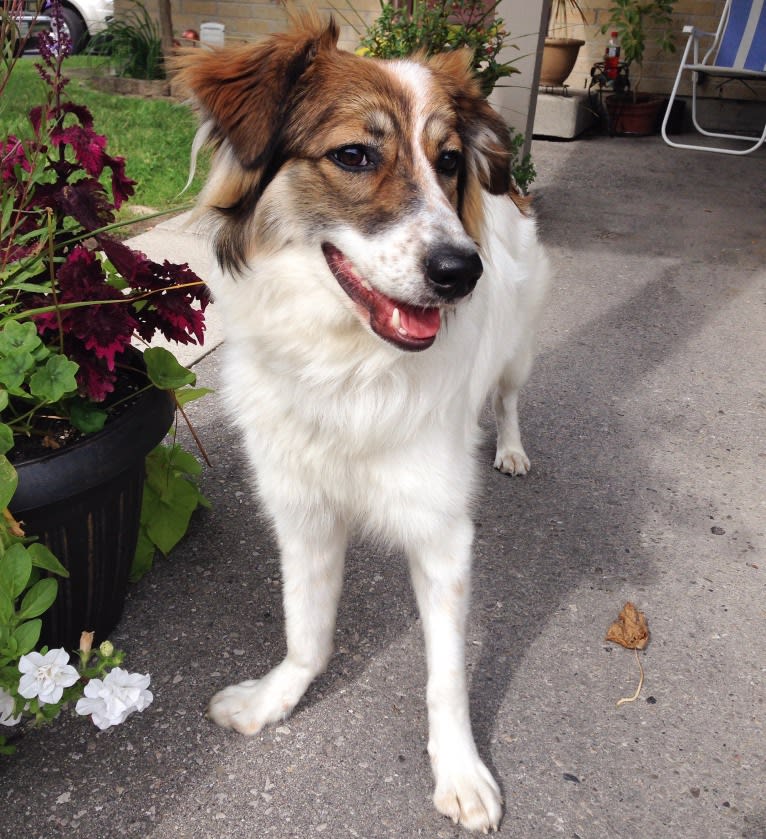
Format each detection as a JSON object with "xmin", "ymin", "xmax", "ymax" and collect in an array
[{"xmin": 661, "ymin": 0, "xmax": 766, "ymax": 155}]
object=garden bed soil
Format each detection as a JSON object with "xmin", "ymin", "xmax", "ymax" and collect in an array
[{"xmin": 8, "ymin": 360, "xmax": 150, "ymax": 463}]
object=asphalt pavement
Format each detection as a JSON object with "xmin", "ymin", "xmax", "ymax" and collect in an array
[{"xmin": 2, "ymin": 134, "xmax": 764, "ymax": 839}]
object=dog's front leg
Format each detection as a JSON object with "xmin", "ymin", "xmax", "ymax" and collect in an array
[
  {"xmin": 407, "ymin": 517, "xmax": 502, "ymax": 833},
  {"xmin": 208, "ymin": 514, "xmax": 347, "ymax": 735},
  {"xmin": 493, "ymin": 350, "xmax": 533, "ymax": 476}
]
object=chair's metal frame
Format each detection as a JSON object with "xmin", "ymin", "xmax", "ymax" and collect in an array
[{"xmin": 661, "ymin": 0, "xmax": 766, "ymax": 155}]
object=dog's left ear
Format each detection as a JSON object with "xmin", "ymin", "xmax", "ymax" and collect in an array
[
  {"xmin": 171, "ymin": 15, "xmax": 339, "ymax": 173},
  {"xmin": 427, "ymin": 50, "xmax": 513, "ymax": 196}
]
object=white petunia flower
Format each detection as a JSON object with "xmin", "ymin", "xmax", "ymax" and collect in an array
[
  {"xmin": 75, "ymin": 667, "xmax": 153, "ymax": 730},
  {"xmin": 18, "ymin": 649, "xmax": 79, "ymax": 705},
  {"xmin": 0, "ymin": 687, "xmax": 21, "ymax": 726}
]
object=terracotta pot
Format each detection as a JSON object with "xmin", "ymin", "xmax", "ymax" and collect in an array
[
  {"xmin": 10, "ymin": 368, "xmax": 174, "ymax": 649},
  {"xmin": 540, "ymin": 37, "xmax": 585, "ymax": 87},
  {"xmin": 605, "ymin": 94, "xmax": 665, "ymax": 136}
]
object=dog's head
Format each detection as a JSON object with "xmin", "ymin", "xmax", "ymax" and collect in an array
[{"xmin": 173, "ymin": 14, "xmax": 516, "ymax": 351}]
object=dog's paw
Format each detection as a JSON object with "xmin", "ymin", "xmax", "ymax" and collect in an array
[
  {"xmin": 432, "ymin": 756, "xmax": 503, "ymax": 833},
  {"xmin": 493, "ymin": 447, "xmax": 530, "ymax": 476},
  {"xmin": 208, "ymin": 661, "xmax": 312, "ymax": 735},
  {"xmin": 207, "ymin": 679, "xmax": 283, "ymax": 735}
]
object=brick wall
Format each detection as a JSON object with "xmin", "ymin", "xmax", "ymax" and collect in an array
[
  {"xmin": 116, "ymin": 0, "xmax": 765, "ymax": 101},
  {"xmin": 117, "ymin": 0, "xmax": 383, "ymax": 52},
  {"xmin": 552, "ymin": 0, "xmax": 765, "ymax": 101}
]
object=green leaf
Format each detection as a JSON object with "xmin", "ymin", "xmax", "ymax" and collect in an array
[
  {"xmin": 0, "ymin": 423, "xmax": 13, "ymax": 456},
  {"xmin": 174, "ymin": 386, "xmax": 213, "ymax": 408},
  {"xmin": 0, "ymin": 455, "xmax": 18, "ymax": 509},
  {"xmin": 0, "ymin": 351, "xmax": 34, "ymax": 391},
  {"xmin": 0, "ymin": 590, "xmax": 13, "ymax": 626},
  {"xmin": 29, "ymin": 355, "xmax": 79, "ymax": 402},
  {"xmin": 27, "ymin": 543, "xmax": 69, "ymax": 578},
  {"xmin": 0, "ymin": 737, "xmax": 17, "ymax": 755},
  {"xmin": 0, "ymin": 321, "xmax": 41, "ymax": 356},
  {"xmin": 144, "ymin": 449, "xmax": 166, "ymax": 489},
  {"xmin": 3, "ymin": 282, "xmax": 53, "ymax": 296},
  {"xmin": 167, "ymin": 446, "xmax": 203, "ymax": 478},
  {"xmin": 0, "ymin": 543, "xmax": 33, "ymax": 600},
  {"xmin": 0, "ymin": 390, "xmax": 8, "ymax": 412},
  {"xmin": 31, "ymin": 343, "xmax": 51, "ymax": 364},
  {"xmin": 146, "ymin": 443, "xmax": 202, "ymax": 485},
  {"xmin": 136, "ymin": 440, "xmax": 209, "ymax": 577},
  {"xmin": 130, "ymin": 528, "xmax": 156, "ymax": 583},
  {"xmin": 68, "ymin": 399, "xmax": 107, "ymax": 434},
  {"xmin": 13, "ymin": 619, "xmax": 41, "ymax": 656},
  {"xmin": 1, "ymin": 191, "xmax": 13, "ymax": 238},
  {"xmin": 144, "ymin": 478, "xmax": 200, "ymax": 555},
  {"xmin": 4, "ymin": 635, "xmax": 18, "ymax": 658},
  {"xmin": 17, "ymin": 577, "xmax": 58, "ymax": 620},
  {"xmin": 143, "ymin": 347, "xmax": 196, "ymax": 390}
]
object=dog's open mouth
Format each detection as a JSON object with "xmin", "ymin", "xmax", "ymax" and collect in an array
[{"xmin": 322, "ymin": 243, "xmax": 440, "ymax": 351}]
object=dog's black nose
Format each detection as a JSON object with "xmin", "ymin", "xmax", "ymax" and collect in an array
[{"xmin": 425, "ymin": 246, "xmax": 483, "ymax": 301}]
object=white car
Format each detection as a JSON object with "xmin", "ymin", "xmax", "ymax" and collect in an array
[
  {"xmin": 59, "ymin": 0, "xmax": 113, "ymax": 51},
  {"xmin": 24, "ymin": 0, "xmax": 113, "ymax": 53}
]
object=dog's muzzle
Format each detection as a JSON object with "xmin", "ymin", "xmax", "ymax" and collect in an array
[{"xmin": 425, "ymin": 245, "xmax": 483, "ymax": 302}]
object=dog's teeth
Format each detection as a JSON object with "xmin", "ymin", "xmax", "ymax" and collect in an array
[
  {"xmin": 392, "ymin": 307, "xmax": 409, "ymax": 337},
  {"xmin": 361, "ymin": 278, "xmax": 372, "ymax": 291}
]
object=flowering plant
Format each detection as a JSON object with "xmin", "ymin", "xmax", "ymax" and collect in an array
[
  {"xmin": 0, "ymin": 509, "xmax": 152, "ymax": 753},
  {"xmin": 0, "ymin": 5, "xmax": 209, "ymax": 751},
  {"xmin": 2, "ymin": 634, "xmax": 153, "ymax": 752},
  {"xmin": 358, "ymin": 0, "xmax": 517, "ymax": 97},
  {"xmin": 1, "ymin": 14, "xmax": 208, "ymax": 419},
  {"xmin": 0, "ymin": 4, "xmax": 210, "ymax": 567}
]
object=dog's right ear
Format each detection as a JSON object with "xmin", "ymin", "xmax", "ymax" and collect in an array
[
  {"xmin": 172, "ymin": 15, "xmax": 339, "ymax": 173},
  {"xmin": 171, "ymin": 15, "xmax": 340, "ymax": 271}
]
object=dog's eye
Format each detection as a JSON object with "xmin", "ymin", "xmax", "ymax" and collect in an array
[
  {"xmin": 436, "ymin": 150, "xmax": 462, "ymax": 176},
  {"xmin": 330, "ymin": 146, "xmax": 376, "ymax": 171}
]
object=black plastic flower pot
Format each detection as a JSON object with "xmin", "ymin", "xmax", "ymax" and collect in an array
[{"xmin": 10, "ymin": 377, "xmax": 175, "ymax": 651}]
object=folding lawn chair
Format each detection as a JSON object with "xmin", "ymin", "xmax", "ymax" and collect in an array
[{"xmin": 661, "ymin": 0, "xmax": 766, "ymax": 155}]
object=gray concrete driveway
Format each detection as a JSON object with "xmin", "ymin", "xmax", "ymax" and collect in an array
[{"xmin": 2, "ymin": 135, "xmax": 764, "ymax": 839}]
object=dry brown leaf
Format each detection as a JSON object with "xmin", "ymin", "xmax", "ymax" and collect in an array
[{"xmin": 606, "ymin": 601, "xmax": 650, "ymax": 650}]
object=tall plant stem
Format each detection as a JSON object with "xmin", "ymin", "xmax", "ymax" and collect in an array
[{"xmin": 43, "ymin": 208, "xmax": 66, "ymax": 355}]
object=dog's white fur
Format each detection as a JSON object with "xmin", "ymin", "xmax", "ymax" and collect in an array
[{"xmin": 177, "ymin": 20, "xmax": 548, "ymax": 833}]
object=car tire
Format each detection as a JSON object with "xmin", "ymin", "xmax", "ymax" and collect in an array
[{"xmin": 57, "ymin": 5, "xmax": 87, "ymax": 53}]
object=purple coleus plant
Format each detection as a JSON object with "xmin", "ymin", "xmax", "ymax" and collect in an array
[{"xmin": 0, "ymin": 21, "xmax": 208, "ymax": 405}]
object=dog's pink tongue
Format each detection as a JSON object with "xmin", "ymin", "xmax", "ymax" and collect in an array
[{"xmin": 399, "ymin": 304, "xmax": 441, "ymax": 339}]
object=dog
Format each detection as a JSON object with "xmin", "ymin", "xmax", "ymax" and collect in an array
[{"xmin": 173, "ymin": 14, "xmax": 548, "ymax": 833}]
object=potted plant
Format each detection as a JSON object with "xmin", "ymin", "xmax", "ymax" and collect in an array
[
  {"xmin": 600, "ymin": 0, "xmax": 677, "ymax": 135},
  {"xmin": 0, "ymin": 5, "xmax": 208, "ymax": 667},
  {"xmin": 357, "ymin": 0, "xmax": 535, "ymax": 192},
  {"xmin": 540, "ymin": 0, "xmax": 588, "ymax": 88},
  {"xmin": 359, "ymin": 0, "xmax": 518, "ymax": 97}
]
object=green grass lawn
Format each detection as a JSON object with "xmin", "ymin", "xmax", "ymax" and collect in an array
[{"xmin": 1, "ymin": 55, "xmax": 207, "ymax": 216}]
